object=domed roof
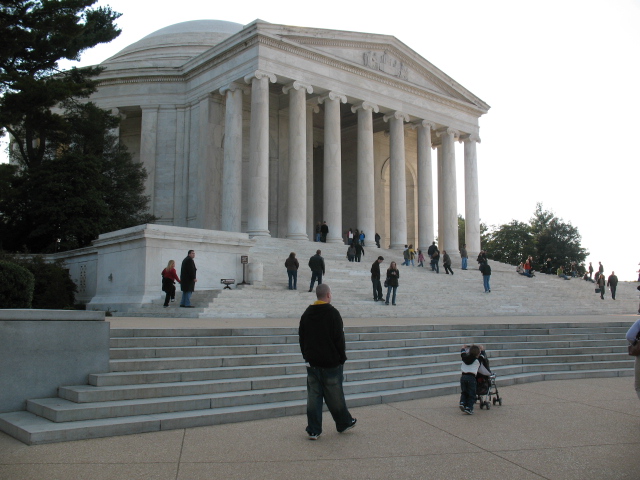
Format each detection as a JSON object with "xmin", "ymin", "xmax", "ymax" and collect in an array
[{"xmin": 102, "ymin": 20, "xmax": 245, "ymax": 69}]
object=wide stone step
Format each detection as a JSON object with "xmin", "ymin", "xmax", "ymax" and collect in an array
[{"xmin": 3, "ymin": 367, "xmax": 632, "ymax": 445}]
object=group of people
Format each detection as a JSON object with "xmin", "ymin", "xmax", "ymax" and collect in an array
[{"xmin": 160, "ymin": 250, "xmax": 198, "ymax": 308}]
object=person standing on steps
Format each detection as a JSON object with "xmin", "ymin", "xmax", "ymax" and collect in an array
[
  {"xmin": 354, "ymin": 241, "xmax": 364, "ymax": 263},
  {"xmin": 320, "ymin": 221, "xmax": 329, "ymax": 243},
  {"xmin": 443, "ymin": 250, "xmax": 454, "ymax": 275},
  {"xmin": 588, "ymin": 262, "xmax": 594, "ymax": 279},
  {"xmin": 161, "ymin": 260, "xmax": 181, "ymax": 307},
  {"xmin": 299, "ymin": 284, "xmax": 357, "ymax": 440},
  {"xmin": 375, "ymin": 232, "xmax": 381, "ymax": 248},
  {"xmin": 180, "ymin": 250, "xmax": 197, "ymax": 308},
  {"xmin": 607, "ymin": 271, "xmax": 618, "ymax": 300},
  {"xmin": 460, "ymin": 244, "xmax": 468, "ymax": 270},
  {"xmin": 385, "ymin": 261, "xmax": 400, "ymax": 305},
  {"xmin": 598, "ymin": 261, "xmax": 604, "ymax": 277},
  {"xmin": 308, "ymin": 249, "xmax": 325, "ymax": 292},
  {"xmin": 285, "ymin": 252, "xmax": 299, "ymax": 290},
  {"xmin": 480, "ymin": 260, "xmax": 491, "ymax": 293},
  {"xmin": 597, "ymin": 271, "xmax": 606, "ymax": 299},
  {"xmin": 370, "ymin": 256, "xmax": 384, "ymax": 301}
]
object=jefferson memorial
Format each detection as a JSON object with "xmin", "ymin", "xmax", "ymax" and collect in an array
[{"xmin": 92, "ymin": 19, "xmax": 489, "ymax": 254}]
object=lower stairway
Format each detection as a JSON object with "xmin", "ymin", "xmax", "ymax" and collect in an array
[{"xmin": 0, "ymin": 321, "xmax": 633, "ymax": 445}]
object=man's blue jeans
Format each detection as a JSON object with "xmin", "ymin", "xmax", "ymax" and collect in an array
[
  {"xmin": 483, "ymin": 275, "xmax": 491, "ymax": 292},
  {"xmin": 287, "ymin": 270, "xmax": 297, "ymax": 289},
  {"xmin": 305, "ymin": 364, "xmax": 354, "ymax": 434},
  {"xmin": 461, "ymin": 257, "xmax": 468, "ymax": 270},
  {"xmin": 180, "ymin": 290, "xmax": 193, "ymax": 306},
  {"xmin": 309, "ymin": 271, "xmax": 322, "ymax": 290}
]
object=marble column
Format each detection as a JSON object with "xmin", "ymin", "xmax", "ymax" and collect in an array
[
  {"xmin": 283, "ymin": 81, "xmax": 313, "ymax": 240},
  {"xmin": 140, "ymin": 105, "xmax": 159, "ymax": 216},
  {"xmin": 319, "ymin": 91, "xmax": 347, "ymax": 244},
  {"xmin": 462, "ymin": 134, "xmax": 481, "ymax": 256},
  {"xmin": 306, "ymin": 103, "xmax": 319, "ymax": 240},
  {"xmin": 219, "ymin": 83, "xmax": 245, "ymax": 232},
  {"xmin": 384, "ymin": 111, "xmax": 409, "ymax": 249},
  {"xmin": 413, "ymin": 120, "xmax": 435, "ymax": 251},
  {"xmin": 436, "ymin": 144, "xmax": 443, "ymax": 248},
  {"xmin": 174, "ymin": 105, "xmax": 189, "ymax": 227},
  {"xmin": 436, "ymin": 127, "xmax": 460, "ymax": 254},
  {"xmin": 352, "ymin": 101, "xmax": 379, "ymax": 248},
  {"xmin": 244, "ymin": 71, "xmax": 276, "ymax": 237}
]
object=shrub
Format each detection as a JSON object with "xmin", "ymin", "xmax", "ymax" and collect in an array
[
  {"xmin": 0, "ymin": 256, "xmax": 76, "ymax": 309},
  {"xmin": 0, "ymin": 260, "xmax": 35, "ymax": 308}
]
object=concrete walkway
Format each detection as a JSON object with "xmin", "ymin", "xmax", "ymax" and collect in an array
[
  {"xmin": 1, "ymin": 314, "xmax": 638, "ymax": 479},
  {"xmin": 1, "ymin": 376, "xmax": 638, "ymax": 479}
]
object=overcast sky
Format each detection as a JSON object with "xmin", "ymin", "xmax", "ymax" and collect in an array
[{"xmin": 2, "ymin": 0, "xmax": 639, "ymax": 280}]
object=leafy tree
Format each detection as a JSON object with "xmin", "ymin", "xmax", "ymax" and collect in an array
[
  {"xmin": 484, "ymin": 220, "xmax": 535, "ymax": 265},
  {"xmin": 0, "ymin": 0, "xmax": 121, "ymax": 167},
  {"xmin": 0, "ymin": 102, "xmax": 152, "ymax": 252}
]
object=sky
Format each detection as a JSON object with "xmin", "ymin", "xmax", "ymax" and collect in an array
[{"xmin": 2, "ymin": 0, "xmax": 639, "ymax": 280}]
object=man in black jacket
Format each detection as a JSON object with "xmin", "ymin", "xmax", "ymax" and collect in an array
[
  {"xmin": 308, "ymin": 250, "xmax": 325, "ymax": 292},
  {"xmin": 179, "ymin": 250, "xmax": 197, "ymax": 307},
  {"xmin": 370, "ymin": 256, "xmax": 384, "ymax": 301},
  {"xmin": 299, "ymin": 284, "xmax": 356, "ymax": 440}
]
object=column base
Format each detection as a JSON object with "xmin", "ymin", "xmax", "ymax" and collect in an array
[
  {"xmin": 247, "ymin": 230, "xmax": 271, "ymax": 238},
  {"xmin": 286, "ymin": 233, "xmax": 309, "ymax": 241},
  {"xmin": 326, "ymin": 237, "xmax": 344, "ymax": 244}
]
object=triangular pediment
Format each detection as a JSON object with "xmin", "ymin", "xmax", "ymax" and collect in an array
[{"xmin": 253, "ymin": 23, "xmax": 488, "ymax": 112}]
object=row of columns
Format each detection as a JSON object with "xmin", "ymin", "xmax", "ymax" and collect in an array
[{"xmin": 213, "ymin": 70, "xmax": 481, "ymax": 254}]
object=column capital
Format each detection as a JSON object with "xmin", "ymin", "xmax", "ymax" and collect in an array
[
  {"xmin": 460, "ymin": 133, "xmax": 481, "ymax": 143},
  {"xmin": 436, "ymin": 127, "xmax": 459, "ymax": 138},
  {"xmin": 383, "ymin": 111, "xmax": 409, "ymax": 123},
  {"xmin": 410, "ymin": 120, "xmax": 436, "ymax": 130},
  {"xmin": 351, "ymin": 101, "xmax": 379, "ymax": 114},
  {"xmin": 307, "ymin": 103, "xmax": 320, "ymax": 114},
  {"xmin": 282, "ymin": 81, "xmax": 313, "ymax": 95},
  {"xmin": 219, "ymin": 82, "xmax": 248, "ymax": 96},
  {"xmin": 244, "ymin": 70, "xmax": 277, "ymax": 84},
  {"xmin": 318, "ymin": 91, "xmax": 347, "ymax": 104}
]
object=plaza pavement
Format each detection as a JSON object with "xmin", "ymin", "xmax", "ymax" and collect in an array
[{"xmin": 1, "ymin": 313, "xmax": 638, "ymax": 480}]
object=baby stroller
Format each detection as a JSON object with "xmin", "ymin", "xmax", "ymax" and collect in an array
[{"xmin": 476, "ymin": 351, "xmax": 502, "ymax": 410}]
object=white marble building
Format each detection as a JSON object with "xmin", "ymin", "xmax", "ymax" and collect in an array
[{"xmin": 93, "ymin": 19, "xmax": 489, "ymax": 254}]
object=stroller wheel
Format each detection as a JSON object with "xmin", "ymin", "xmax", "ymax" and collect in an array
[
  {"xmin": 492, "ymin": 398, "xmax": 497, "ymax": 405},
  {"xmin": 479, "ymin": 402, "xmax": 484, "ymax": 410},
  {"xmin": 485, "ymin": 402, "xmax": 491, "ymax": 410},
  {"xmin": 498, "ymin": 399, "xmax": 502, "ymax": 406}
]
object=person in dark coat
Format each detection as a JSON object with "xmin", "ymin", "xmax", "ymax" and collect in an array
[
  {"xmin": 354, "ymin": 242, "xmax": 364, "ymax": 262},
  {"xmin": 443, "ymin": 250, "xmax": 454, "ymax": 275},
  {"xmin": 385, "ymin": 261, "xmax": 400, "ymax": 305},
  {"xmin": 308, "ymin": 250, "xmax": 325, "ymax": 292},
  {"xmin": 320, "ymin": 221, "xmax": 329, "ymax": 243},
  {"xmin": 607, "ymin": 272, "xmax": 619, "ymax": 300},
  {"xmin": 299, "ymin": 284, "xmax": 357, "ymax": 439},
  {"xmin": 375, "ymin": 232, "xmax": 381, "ymax": 248},
  {"xmin": 285, "ymin": 252, "xmax": 299, "ymax": 290},
  {"xmin": 370, "ymin": 256, "xmax": 384, "ymax": 301},
  {"xmin": 180, "ymin": 250, "xmax": 197, "ymax": 308},
  {"xmin": 480, "ymin": 261, "xmax": 491, "ymax": 293}
]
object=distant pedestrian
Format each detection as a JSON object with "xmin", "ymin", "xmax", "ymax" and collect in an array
[
  {"xmin": 570, "ymin": 262, "xmax": 577, "ymax": 278},
  {"xmin": 417, "ymin": 250, "xmax": 425, "ymax": 267},
  {"xmin": 431, "ymin": 248, "xmax": 440, "ymax": 273},
  {"xmin": 299, "ymin": 284, "xmax": 357, "ymax": 440},
  {"xmin": 347, "ymin": 228, "xmax": 354, "ymax": 245},
  {"xmin": 402, "ymin": 245, "xmax": 409, "ymax": 266},
  {"xmin": 427, "ymin": 241, "xmax": 437, "ymax": 260},
  {"xmin": 597, "ymin": 272, "xmax": 606, "ymax": 299},
  {"xmin": 607, "ymin": 272, "xmax": 618, "ymax": 300},
  {"xmin": 320, "ymin": 221, "xmax": 329, "ymax": 243},
  {"xmin": 460, "ymin": 244, "xmax": 468, "ymax": 270},
  {"xmin": 308, "ymin": 250, "xmax": 325, "ymax": 292},
  {"xmin": 408, "ymin": 244, "xmax": 416, "ymax": 267},
  {"xmin": 359, "ymin": 231, "xmax": 365, "ymax": 246},
  {"xmin": 375, "ymin": 232, "xmax": 381, "ymax": 248},
  {"xmin": 598, "ymin": 261, "xmax": 604, "ymax": 276},
  {"xmin": 315, "ymin": 222, "xmax": 321, "ymax": 242},
  {"xmin": 370, "ymin": 256, "xmax": 384, "ymax": 301},
  {"xmin": 385, "ymin": 261, "xmax": 400, "ymax": 305},
  {"xmin": 443, "ymin": 250, "xmax": 454, "ymax": 275},
  {"xmin": 180, "ymin": 250, "xmax": 197, "ymax": 308},
  {"xmin": 588, "ymin": 262, "xmax": 594, "ymax": 279},
  {"xmin": 285, "ymin": 252, "xmax": 299, "ymax": 290},
  {"xmin": 346, "ymin": 243, "xmax": 356, "ymax": 262},
  {"xmin": 354, "ymin": 242, "xmax": 364, "ymax": 262},
  {"xmin": 477, "ymin": 250, "xmax": 487, "ymax": 267},
  {"xmin": 480, "ymin": 261, "xmax": 491, "ymax": 292},
  {"xmin": 161, "ymin": 260, "xmax": 181, "ymax": 307}
]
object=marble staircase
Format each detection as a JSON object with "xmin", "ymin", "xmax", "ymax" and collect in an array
[
  {"xmin": 0, "ymin": 321, "xmax": 633, "ymax": 444},
  {"xmin": 114, "ymin": 237, "xmax": 638, "ymax": 318}
]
